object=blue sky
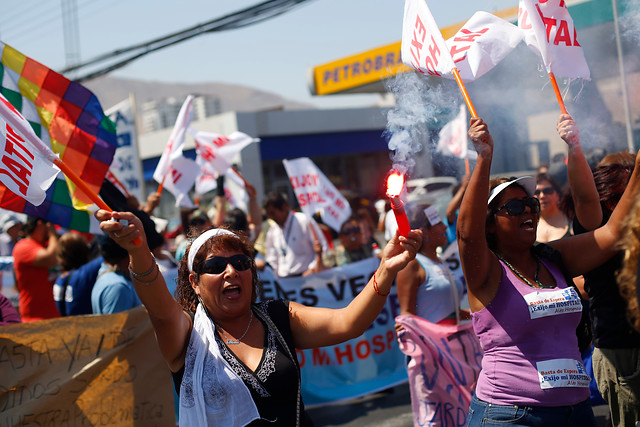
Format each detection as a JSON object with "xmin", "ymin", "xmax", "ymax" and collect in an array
[{"xmin": 0, "ymin": 0, "xmax": 516, "ymax": 108}]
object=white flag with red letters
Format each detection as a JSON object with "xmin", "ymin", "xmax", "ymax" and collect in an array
[
  {"xmin": 401, "ymin": 0, "xmax": 455, "ymax": 77},
  {"xmin": 282, "ymin": 157, "xmax": 351, "ymax": 232},
  {"xmin": 437, "ymin": 105, "xmax": 469, "ymax": 159},
  {"xmin": 0, "ymin": 93, "xmax": 60, "ymax": 205},
  {"xmin": 518, "ymin": 0, "xmax": 590, "ymax": 79},
  {"xmin": 447, "ymin": 11, "xmax": 525, "ymax": 82}
]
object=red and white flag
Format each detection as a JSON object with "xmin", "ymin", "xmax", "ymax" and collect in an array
[
  {"xmin": 153, "ymin": 95, "xmax": 194, "ymax": 186},
  {"xmin": 282, "ymin": 157, "xmax": 351, "ymax": 232},
  {"xmin": 436, "ymin": 105, "xmax": 471, "ymax": 159},
  {"xmin": 518, "ymin": 0, "xmax": 590, "ymax": 79},
  {"xmin": 191, "ymin": 129, "xmax": 259, "ymax": 176},
  {"xmin": 401, "ymin": 0, "xmax": 455, "ymax": 77},
  {"xmin": 447, "ymin": 11, "xmax": 525, "ymax": 82},
  {"xmin": 0, "ymin": 94, "xmax": 60, "ymax": 205},
  {"xmin": 152, "ymin": 95, "xmax": 197, "ymax": 207}
]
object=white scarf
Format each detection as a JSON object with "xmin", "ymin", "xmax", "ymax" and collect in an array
[{"xmin": 179, "ymin": 304, "xmax": 260, "ymax": 426}]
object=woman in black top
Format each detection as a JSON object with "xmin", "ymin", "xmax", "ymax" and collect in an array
[{"xmin": 96, "ymin": 209, "xmax": 421, "ymax": 426}]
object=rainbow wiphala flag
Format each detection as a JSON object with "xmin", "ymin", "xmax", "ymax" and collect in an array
[{"xmin": 0, "ymin": 42, "xmax": 117, "ymax": 232}]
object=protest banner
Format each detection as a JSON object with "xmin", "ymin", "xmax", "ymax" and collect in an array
[
  {"xmin": 396, "ymin": 314, "xmax": 482, "ymax": 427},
  {"xmin": 0, "ymin": 306, "xmax": 176, "ymax": 426},
  {"xmin": 282, "ymin": 157, "xmax": 352, "ymax": 232},
  {"xmin": 258, "ymin": 258, "xmax": 408, "ymax": 406},
  {"xmin": 106, "ymin": 95, "xmax": 144, "ymax": 201}
]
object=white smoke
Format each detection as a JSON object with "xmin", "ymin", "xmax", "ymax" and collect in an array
[{"xmin": 384, "ymin": 72, "xmax": 459, "ymax": 177}]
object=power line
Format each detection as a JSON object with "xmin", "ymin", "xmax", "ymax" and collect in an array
[{"xmin": 64, "ymin": 0, "xmax": 315, "ymax": 82}]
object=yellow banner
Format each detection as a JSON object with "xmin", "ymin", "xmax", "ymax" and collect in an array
[{"xmin": 0, "ymin": 306, "xmax": 176, "ymax": 426}]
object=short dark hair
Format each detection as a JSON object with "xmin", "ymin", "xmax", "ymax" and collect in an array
[
  {"xmin": 23, "ymin": 216, "xmax": 43, "ymax": 236},
  {"xmin": 97, "ymin": 234, "xmax": 129, "ymax": 265},
  {"xmin": 263, "ymin": 191, "xmax": 288, "ymax": 210}
]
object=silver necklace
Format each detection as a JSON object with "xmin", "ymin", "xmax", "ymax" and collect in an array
[
  {"xmin": 496, "ymin": 253, "xmax": 553, "ymax": 289},
  {"xmin": 217, "ymin": 310, "xmax": 253, "ymax": 345}
]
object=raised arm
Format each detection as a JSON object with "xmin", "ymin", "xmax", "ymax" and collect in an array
[
  {"xmin": 289, "ymin": 229, "xmax": 422, "ymax": 349},
  {"xmin": 557, "ymin": 114, "xmax": 602, "ymax": 229},
  {"xmin": 31, "ymin": 222, "xmax": 59, "ymax": 268},
  {"xmin": 245, "ymin": 182, "xmax": 262, "ymax": 243},
  {"xmin": 551, "ymin": 148, "xmax": 640, "ymax": 276},
  {"xmin": 457, "ymin": 118, "xmax": 502, "ymax": 312},
  {"xmin": 96, "ymin": 210, "xmax": 191, "ymax": 372}
]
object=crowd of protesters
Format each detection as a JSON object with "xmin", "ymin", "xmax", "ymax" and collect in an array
[{"xmin": 0, "ymin": 113, "xmax": 639, "ymax": 426}]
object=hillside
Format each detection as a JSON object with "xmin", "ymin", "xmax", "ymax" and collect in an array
[{"xmin": 83, "ymin": 76, "xmax": 315, "ymax": 115}]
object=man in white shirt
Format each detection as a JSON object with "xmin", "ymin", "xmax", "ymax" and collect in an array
[{"xmin": 263, "ymin": 192, "xmax": 328, "ymax": 277}]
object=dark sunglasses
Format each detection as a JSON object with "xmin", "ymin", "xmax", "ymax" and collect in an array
[
  {"xmin": 534, "ymin": 187, "xmax": 555, "ymax": 196},
  {"xmin": 341, "ymin": 226, "xmax": 361, "ymax": 235},
  {"xmin": 197, "ymin": 254, "xmax": 253, "ymax": 275},
  {"xmin": 494, "ymin": 197, "xmax": 541, "ymax": 216}
]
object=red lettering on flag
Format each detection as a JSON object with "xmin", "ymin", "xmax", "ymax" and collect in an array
[{"xmin": 554, "ymin": 20, "xmax": 572, "ymax": 46}]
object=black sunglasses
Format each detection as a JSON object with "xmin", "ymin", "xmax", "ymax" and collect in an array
[
  {"xmin": 197, "ymin": 254, "xmax": 253, "ymax": 275},
  {"xmin": 534, "ymin": 187, "xmax": 555, "ymax": 196},
  {"xmin": 341, "ymin": 226, "xmax": 361, "ymax": 235},
  {"xmin": 494, "ymin": 197, "xmax": 541, "ymax": 216}
]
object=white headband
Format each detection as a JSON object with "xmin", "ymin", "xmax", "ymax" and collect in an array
[{"xmin": 187, "ymin": 228, "xmax": 238, "ymax": 272}]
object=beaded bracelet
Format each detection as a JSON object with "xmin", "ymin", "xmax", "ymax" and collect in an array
[
  {"xmin": 372, "ymin": 270, "xmax": 389, "ymax": 297},
  {"xmin": 128, "ymin": 256, "xmax": 156, "ymax": 280}
]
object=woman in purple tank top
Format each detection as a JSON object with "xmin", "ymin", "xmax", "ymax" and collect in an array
[{"xmin": 457, "ymin": 115, "xmax": 640, "ymax": 426}]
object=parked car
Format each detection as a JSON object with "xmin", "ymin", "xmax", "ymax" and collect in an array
[{"xmin": 405, "ymin": 176, "xmax": 458, "ymax": 221}]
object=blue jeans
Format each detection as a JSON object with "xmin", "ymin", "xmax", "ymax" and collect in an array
[{"xmin": 466, "ymin": 395, "xmax": 596, "ymax": 427}]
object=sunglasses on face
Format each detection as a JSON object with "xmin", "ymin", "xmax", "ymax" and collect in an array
[
  {"xmin": 341, "ymin": 226, "xmax": 361, "ymax": 235},
  {"xmin": 534, "ymin": 187, "xmax": 555, "ymax": 196},
  {"xmin": 494, "ymin": 197, "xmax": 541, "ymax": 216},
  {"xmin": 197, "ymin": 254, "xmax": 253, "ymax": 275}
]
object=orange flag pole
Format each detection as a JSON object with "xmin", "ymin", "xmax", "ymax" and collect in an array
[
  {"xmin": 156, "ymin": 175, "xmax": 167, "ymax": 196},
  {"xmin": 549, "ymin": 72, "xmax": 568, "ymax": 114},
  {"xmin": 54, "ymin": 158, "xmax": 111, "ymax": 211},
  {"xmin": 53, "ymin": 159, "xmax": 142, "ymax": 245},
  {"xmin": 452, "ymin": 68, "xmax": 478, "ymax": 118},
  {"xmin": 464, "ymin": 158, "xmax": 470, "ymax": 175}
]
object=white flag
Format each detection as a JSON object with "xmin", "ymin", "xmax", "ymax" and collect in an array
[
  {"xmin": 282, "ymin": 157, "xmax": 352, "ymax": 232},
  {"xmin": 191, "ymin": 129, "xmax": 259, "ymax": 176},
  {"xmin": 153, "ymin": 95, "xmax": 194, "ymax": 185},
  {"xmin": 447, "ymin": 11, "xmax": 525, "ymax": 82},
  {"xmin": 518, "ymin": 0, "xmax": 590, "ymax": 79},
  {"xmin": 106, "ymin": 95, "xmax": 144, "ymax": 201},
  {"xmin": 401, "ymin": 0, "xmax": 455, "ymax": 77},
  {"xmin": 194, "ymin": 168, "xmax": 249, "ymax": 212},
  {"xmin": 0, "ymin": 94, "xmax": 60, "ymax": 205},
  {"xmin": 162, "ymin": 154, "xmax": 198, "ymax": 208},
  {"xmin": 437, "ymin": 105, "xmax": 469, "ymax": 159}
]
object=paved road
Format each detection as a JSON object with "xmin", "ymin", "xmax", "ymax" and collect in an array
[
  {"xmin": 306, "ymin": 383, "xmax": 413, "ymax": 427},
  {"xmin": 306, "ymin": 382, "xmax": 612, "ymax": 427}
]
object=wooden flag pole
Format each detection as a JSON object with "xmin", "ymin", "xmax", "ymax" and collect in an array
[{"xmin": 549, "ymin": 72, "xmax": 568, "ymax": 114}]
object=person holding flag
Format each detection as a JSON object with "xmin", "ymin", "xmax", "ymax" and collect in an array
[
  {"xmin": 459, "ymin": 116, "xmax": 640, "ymax": 426},
  {"xmin": 94, "ymin": 206, "xmax": 422, "ymax": 426}
]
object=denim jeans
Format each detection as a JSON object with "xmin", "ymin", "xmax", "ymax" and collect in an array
[{"xmin": 466, "ymin": 395, "xmax": 596, "ymax": 427}]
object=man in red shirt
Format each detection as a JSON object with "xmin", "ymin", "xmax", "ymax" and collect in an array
[{"xmin": 13, "ymin": 216, "xmax": 60, "ymax": 322}]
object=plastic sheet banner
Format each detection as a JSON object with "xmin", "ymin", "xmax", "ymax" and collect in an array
[
  {"xmin": 0, "ymin": 306, "xmax": 176, "ymax": 426},
  {"xmin": 258, "ymin": 258, "xmax": 408, "ymax": 406}
]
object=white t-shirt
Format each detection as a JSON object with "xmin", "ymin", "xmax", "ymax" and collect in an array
[{"xmin": 265, "ymin": 212, "xmax": 327, "ymax": 277}]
